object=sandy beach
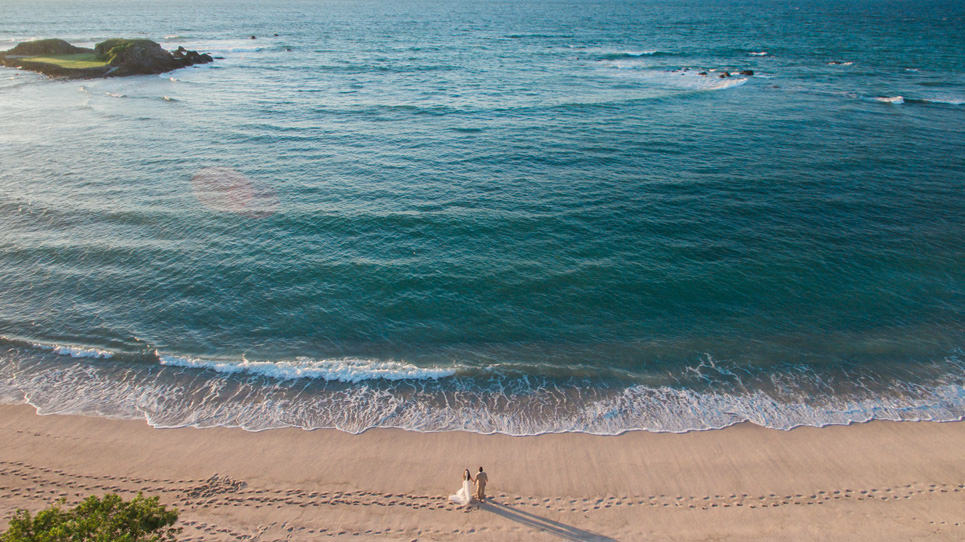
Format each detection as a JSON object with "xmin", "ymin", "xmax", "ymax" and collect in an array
[{"xmin": 0, "ymin": 404, "xmax": 961, "ymax": 541}]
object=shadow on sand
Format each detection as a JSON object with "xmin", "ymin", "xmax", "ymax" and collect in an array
[{"xmin": 479, "ymin": 500, "xmax": 617, "ymax": 541}]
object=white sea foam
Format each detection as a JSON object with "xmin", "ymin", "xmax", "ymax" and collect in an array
[
  {"xmin": 587, "ymin": 48, "xmax": 664, "ymax": 60},
  {"xmin": 3, "ymin": 339, "xmax": 961, "ymax": 436},
  {"xmin": 158, "ymin": 355, "xmax": 457, "ymax": 382},
  {"xmin": 5, "ymin": 361, "xmax": 962, "ymax": 435},
  {"xmin": 602, "ymin": 65, "xmax": 749, "ymax": 92},
  {"xmin": 4, "ymin": 36, "xmax": 42, "ymax": 45},
  {"xmin": 875, "ymin": 95, "xmax": 904, "ymax": 104},
  {"xmin": 748, "ymin": 51, "xmax": 768, "ymax": 56},
  {"xmin": 32, "ymin": 342, "xmax": 114, "ymax": 359},
  {"xmin": 664, "ymin": 71, "xmax": 749, "ymax": 91},
  {"xmin": 922, "ymin": 95, "xmax": 965, "ymax": 105},
  {"xmin": 704, "ymin": 77, "xmax": 748, "ymax": 90}
]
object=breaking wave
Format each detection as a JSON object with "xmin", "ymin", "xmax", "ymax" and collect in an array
[
  {"xmin": 1, "ymin": 337, "xmax": 962, "ymax": 435},
  {"xmin": 158, "ymin": 354, "xmax": 458, "ymax": 382},
  {"xmin": 597, "ymin": 50, "xmax": 668, "ymax": 60},
  {"xmin": 32, "ymin": 342, "xmax": 115, "ymax": 359}
]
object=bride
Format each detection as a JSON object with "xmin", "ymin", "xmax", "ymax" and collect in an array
[{"xmin": 448, "ymin": 468, "xmax": 473, "ymax": 507}]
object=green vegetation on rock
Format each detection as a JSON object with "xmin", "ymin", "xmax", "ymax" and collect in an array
[
  {"xmin": 95, "ymin": 39, "xmax": 159, "ymax": 65},
  {"xmin": 19, "ymin": 53, "xmax": 107, "ymax": 69},
  {"xmin": 0, "ymin": 493, "xmax": 180, "ymax": 542}
]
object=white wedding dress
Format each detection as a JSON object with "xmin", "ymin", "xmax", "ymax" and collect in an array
[{"xmin": 449, "ymin": 477, "xmax": 472, "ymax": 506}]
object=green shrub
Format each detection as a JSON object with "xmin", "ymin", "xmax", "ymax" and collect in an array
[{"xmin": 1, "ymin": 493, "xmax": 179, "ymax": 542}]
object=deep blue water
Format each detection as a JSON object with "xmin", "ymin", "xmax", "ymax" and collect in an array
[{"xmin": 0, "ymin": 0, "xmax": 962, "ymax": 434}]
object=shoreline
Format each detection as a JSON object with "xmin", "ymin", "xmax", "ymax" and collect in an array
[
  {"xmin": 4, "ymin": 334, "xmax": 962, "ymax": 436},
  {"xmin": 14, "ymin": 397, "xmax": 965, "ymax": 437},
  {"xmin": 1, "ymin": 404, "xmax": 962, "ymax": 540}
]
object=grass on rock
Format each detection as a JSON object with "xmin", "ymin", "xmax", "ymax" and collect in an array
[{"xmin": 19, "ymin": 53, "xmax": 107, "ymax": 69}]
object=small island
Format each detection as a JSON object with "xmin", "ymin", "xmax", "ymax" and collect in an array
[{"xmin": 0, "ymin": 38, "xmax": 213, "ymax": 78}]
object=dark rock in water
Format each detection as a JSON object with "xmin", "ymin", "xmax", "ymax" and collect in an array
[
  {"xmin": 250, "ymin": 35, "xmax": 257, "ymax": 40},
  {"xmin": 98, "ymin": 39, "xmax": 179, "ymax": 75},
  {"xmin": 0, "ymin": 38, "xmax": 214, "ymax": 78},
  {"xmin": 719, "ymin": 71, "xmax": 731, "ymax": 78},
  {"xmin": 739, "ymin": 69, "xmax": 754, "ymax": 76},
  {"xmin": 5, "ymin": 38, "xmax": 87, "ymax": 56},
  {"xmin": 698, "ymin": 71, "xmax": 708, "ymax": 76},
  {"xmin": 103, "ymin": 39, "xmax": 215, "ymax": 76}
]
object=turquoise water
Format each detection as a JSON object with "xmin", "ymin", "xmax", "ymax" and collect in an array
[{"xmin": 0, "ymin": 0, "xmax": 962, "ymax": 434}]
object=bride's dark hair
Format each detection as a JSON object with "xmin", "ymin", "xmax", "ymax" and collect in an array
[{"xmin": 464, "ymin": 469, "xmax": 471, "ymax": 480}]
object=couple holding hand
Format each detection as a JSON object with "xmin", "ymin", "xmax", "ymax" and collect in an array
[{"xmin": 449, "ymin": 466, "xmax": 488, "ymax": 507}]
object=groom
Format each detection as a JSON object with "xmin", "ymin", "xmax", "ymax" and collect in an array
[{"xmin": 473, "ymin": 466, "xmax": 488, "ymax": 502}]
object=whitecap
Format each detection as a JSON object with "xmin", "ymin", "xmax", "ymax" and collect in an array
[
  {"xmin": 875, "ymin": 95, "xmax": 904, "ymax": 104},
  {"xmin": 748, "ymin": 51, "xmax": 768, "ymax": 56}
]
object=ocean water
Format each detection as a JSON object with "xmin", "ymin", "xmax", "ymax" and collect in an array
[{"xmin": 0, "ymin": 0, "xmax": 962, "ymax": 434}]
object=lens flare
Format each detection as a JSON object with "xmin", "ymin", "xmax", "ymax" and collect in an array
[{"xmin": 191, "ymin": 167, "xmax": 278, "ymax": 218}]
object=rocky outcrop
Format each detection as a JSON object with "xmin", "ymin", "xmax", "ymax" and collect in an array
[
  {"xmin": 94, "ymin": 38, "xmax": 212, "ymax": 76},
  {"xmin": 4, "ymin": 38, "xmax": 89, "ymax": 56},
  {"xmin": 0, "ymin": 38, "xmax": 213, "ymax": 78},
  {"xmin": 172, "ymin": 46, "xmax": 214, "ymax": 65}
]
